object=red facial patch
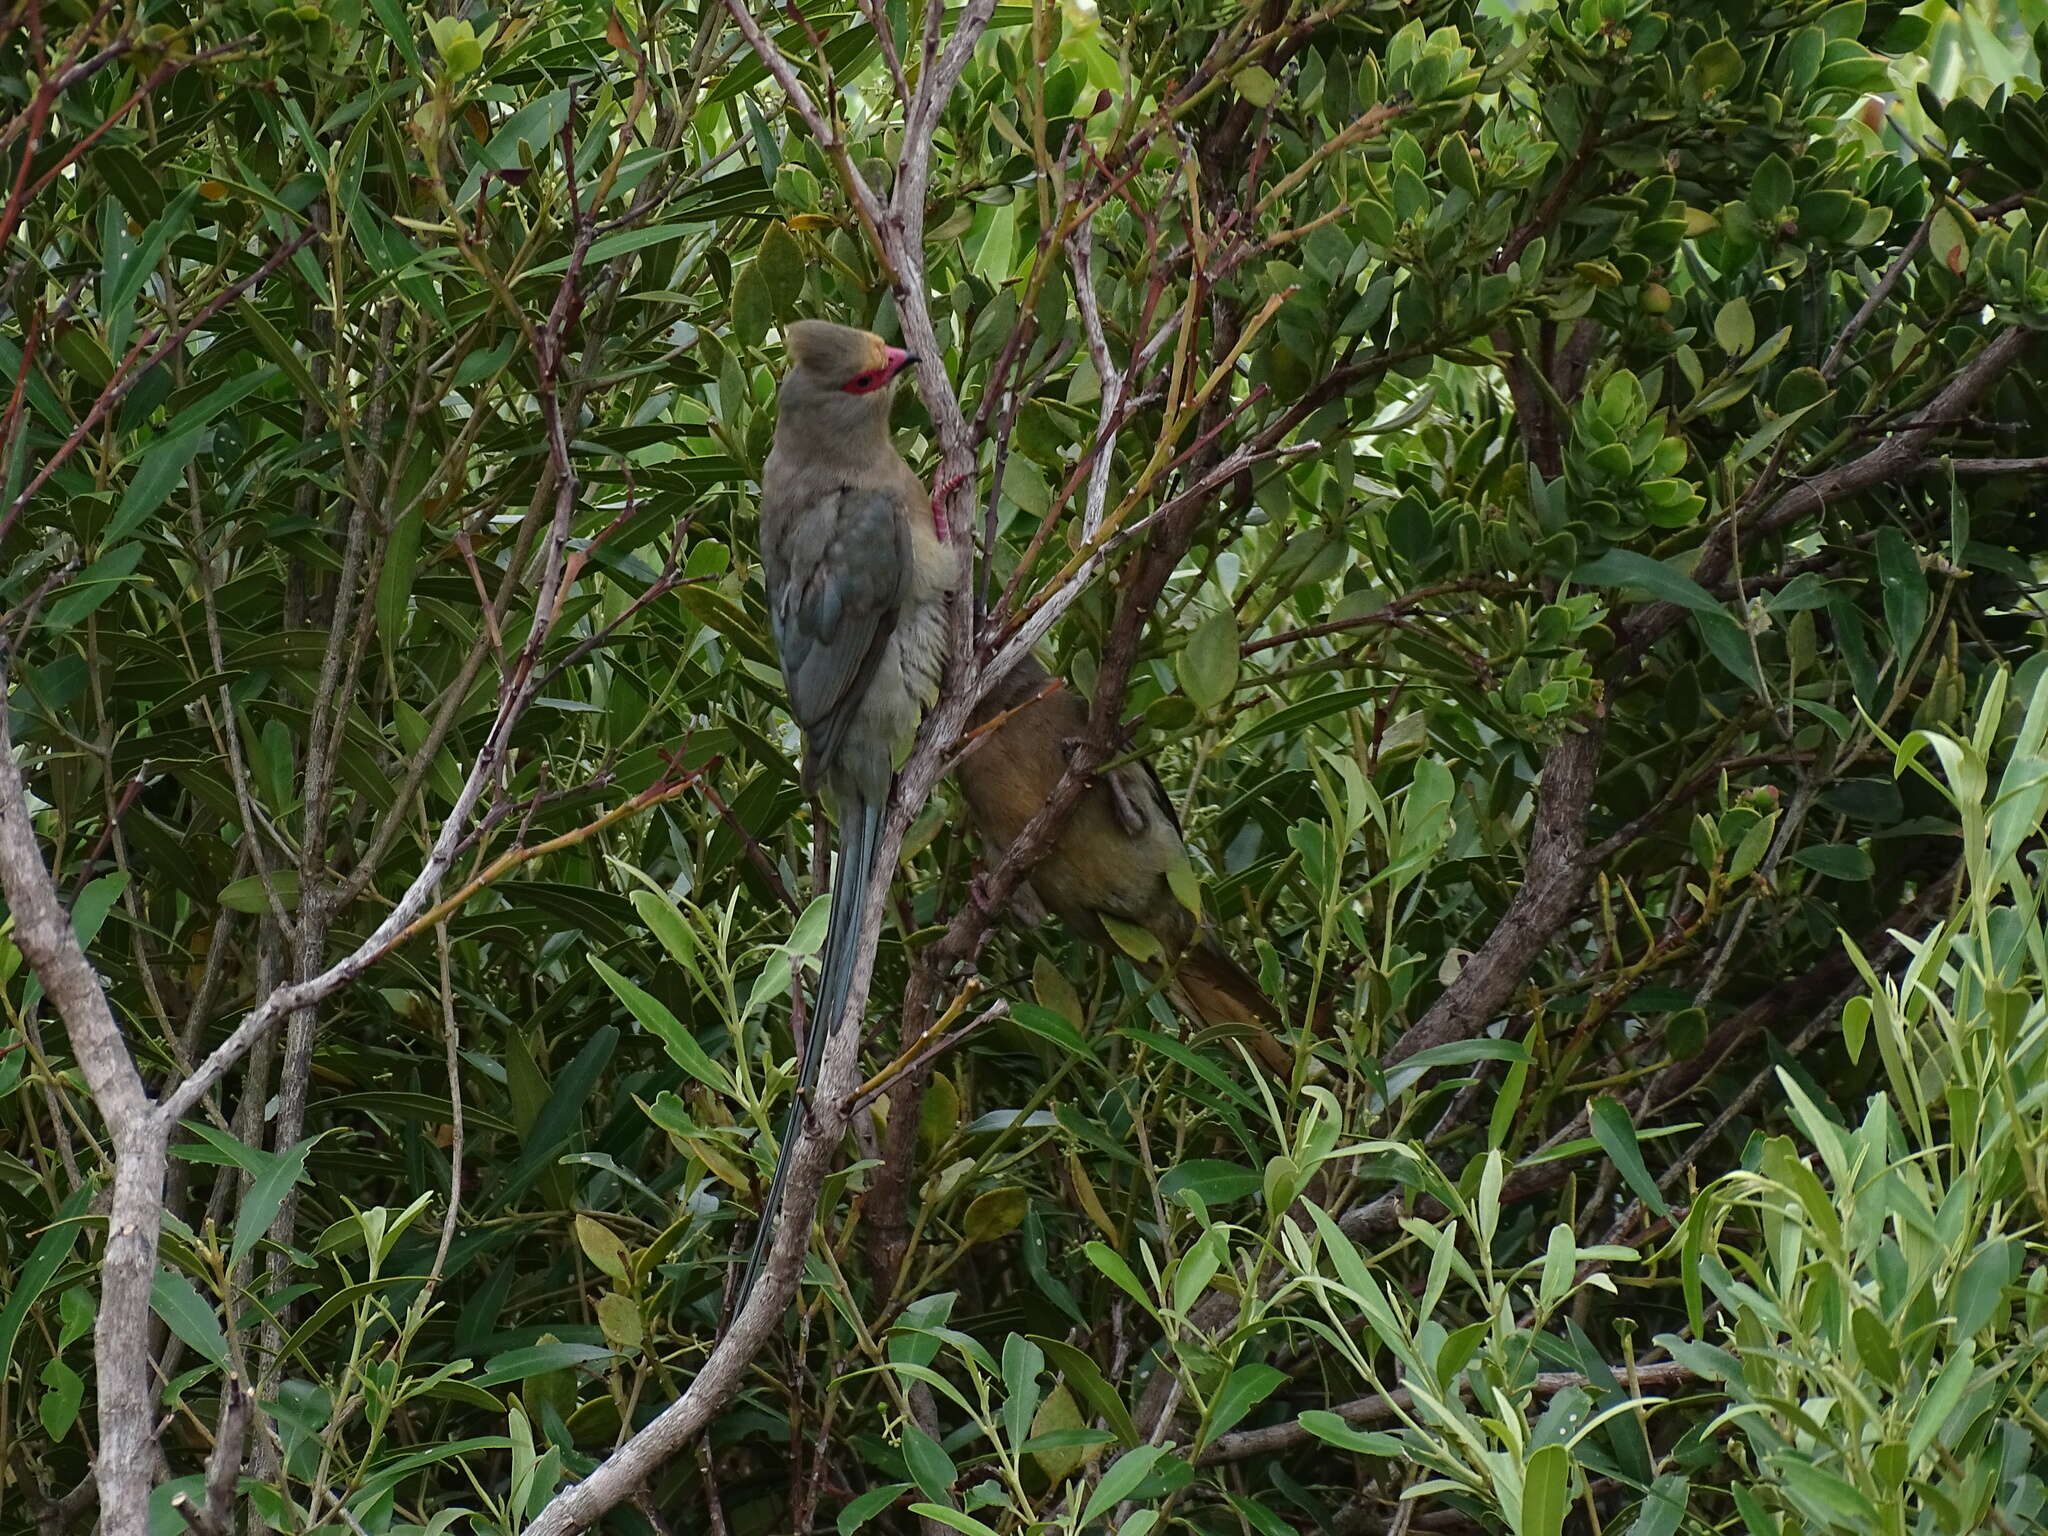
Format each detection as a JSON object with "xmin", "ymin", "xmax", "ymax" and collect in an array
[{"xmin": 841, "ymin": 344, "xmax": 914, "ymax": 395}]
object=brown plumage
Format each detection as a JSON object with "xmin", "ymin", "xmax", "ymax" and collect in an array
[{"xmin": 958, "ymin": 654, "xmax": 1292, "ymax": 1077}]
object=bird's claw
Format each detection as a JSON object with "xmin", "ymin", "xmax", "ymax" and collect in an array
[
  {"xmin": 969, "ymin": 871, "xmax": 1002, "ymax": 915},
  {"xmin": 931, "ymin": 470, "xmax": 972, "ymax": 541}
]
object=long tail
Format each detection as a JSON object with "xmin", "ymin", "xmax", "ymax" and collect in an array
[
  {"xmin": 734, "ymin": 798, "xmax": 883, "ymax": 1313},
  {"xmin": 1167, "ymin": 939, "xmax": 1295, "ymax": 1079}
]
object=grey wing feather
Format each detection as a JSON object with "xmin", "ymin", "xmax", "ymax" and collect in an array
[{"xmin": 767, "ymin": 485, "xmax": 910, "ymax": 787}]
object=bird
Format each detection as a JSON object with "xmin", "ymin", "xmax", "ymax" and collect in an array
[
  {"xmin": 740, "ymin": 318, "xmax": 955, "ymax": 1307},
  {"xmin": 957, "ymin": 652, "xmax": 1294, "ymax": 1077}
]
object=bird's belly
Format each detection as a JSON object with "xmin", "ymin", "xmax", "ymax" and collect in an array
[{"xmin": 858, "ymin": 594, "xmax": 950, "ymax": 771}]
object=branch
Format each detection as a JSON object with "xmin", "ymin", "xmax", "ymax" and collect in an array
[
  {"xmin": 1068, "ymin": 217, "xmax": 1123, "ymax": 542},
  {"xmin": 1932, "ymin": 455, "xmax": 2048, "ymax": 475},
  {"xmin": 1386, "ymin": 710, "xmax": 1607, "ymax": 1065},
  {"xmin": 0, "ymin": 663, "xmax": 160, "ymax": 1534},
  {"xmin": 525, "ymin": 4, "xmax": 1001, "ymax": 1527},
  {"xmin": 1623, "ymin": 327, "xmax": 2034, "ymax": 654}
]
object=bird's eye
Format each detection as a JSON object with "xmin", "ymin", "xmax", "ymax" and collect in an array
[{"xmin": 842, "ymin": 370, "xmax": 879, "ymax": 394}]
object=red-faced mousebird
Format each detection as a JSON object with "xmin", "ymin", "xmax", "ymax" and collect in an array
[
  {"xmin": 959, "ymin": 653, "xmax": 1294, "ymax": 1078},
  {"xmin": 737, "ymin": 319, "xmax": 954, "ymax": 1309}
]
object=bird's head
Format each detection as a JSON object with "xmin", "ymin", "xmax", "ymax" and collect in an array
[{"xmin": 776, "ymin": 320, "xmax": 918, "ymax": 439}]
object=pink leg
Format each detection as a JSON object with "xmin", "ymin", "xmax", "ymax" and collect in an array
[{"xmin": 930, "ymin": 470, "xmax": 972, "ymax": 540}]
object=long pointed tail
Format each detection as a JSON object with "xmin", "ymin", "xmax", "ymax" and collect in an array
[
  {"xmin": 734, "ymin": 798, "xmax": 883, "ymax": 1313},
  {"xmin": 1168, "ymin": 940, "xmax": 1295, "ymax": 1079}
]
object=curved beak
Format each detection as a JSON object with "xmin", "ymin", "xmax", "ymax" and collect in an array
[{"xmin": 883, "ymin": 345, "xmax": 918, "ymax": 379}]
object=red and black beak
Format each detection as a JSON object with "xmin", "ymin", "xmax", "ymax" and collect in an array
[{"xmin": 842, "ymin": 346, "xmax": 919, "ymax": 395}]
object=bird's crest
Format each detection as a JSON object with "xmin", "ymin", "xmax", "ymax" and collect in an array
[{"xmin": 785, "ymin": 319, "xmax": 891, "ymax": 381}]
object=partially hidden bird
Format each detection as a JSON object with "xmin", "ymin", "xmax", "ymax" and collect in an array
[
  {"xmin": 740, "ymin": 319, "xmax": 954, "ymax": 1308},
  {"xmin": 958, "ymin": 653, "xmax": 1293, "ymax": 1077}
]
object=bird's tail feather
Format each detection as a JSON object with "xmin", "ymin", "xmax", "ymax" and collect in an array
[
  {"xmin": 1167, "ymin": 940, "xmax": 1294, "ymax": 1079},
  {"xmin": 735, "ymin": 798, "xmax": 883, "ymax": 1313}
]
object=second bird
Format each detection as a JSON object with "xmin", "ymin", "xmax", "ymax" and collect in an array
[
  {"xmin": 959, "ymin": 654, "xmax": 1293, "ymax": 1077},
  {"xmin": 742, "ymin": 319, "xmax": 954, "ymax": 1305}
]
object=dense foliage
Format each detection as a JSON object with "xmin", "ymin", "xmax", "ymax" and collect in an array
[{"xmin": 4, "ymin": 0, "xmax": 2048, "ymax": 1532}]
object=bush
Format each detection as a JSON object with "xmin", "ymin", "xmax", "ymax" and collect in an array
[{"xmin": 1, "ymin": 0, "xmax": 2045, "ymax": 1532}]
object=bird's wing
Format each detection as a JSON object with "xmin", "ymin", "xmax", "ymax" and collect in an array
[
  {"xmin": 1106, "ymin": 756, "xmax": 1183, "ymax": 842},
  {"xmin": 767, "ymin": 484, "xmax": 911, "ymax": 784}
]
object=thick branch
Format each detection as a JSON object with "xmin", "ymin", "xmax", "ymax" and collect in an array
[
  {"xmin": 1387, "ymin": 712, "xmax": 1607, "ymax": 1064},
  {"xmin": 1623, "ymin": 327, "xmax": 2034, "ymax": 654},
  {"xmin": 0, "ymin": 674, "xmax": 161, "ymax": 1535}
]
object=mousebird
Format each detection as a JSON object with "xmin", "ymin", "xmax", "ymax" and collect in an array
[
  {"xmin": 740, "ymin": 319, "xmax": 953, "ymax": 1307},
  {"xmin": 959, "ymin": 654, "xmax": 1292, "ymax": 1077}
]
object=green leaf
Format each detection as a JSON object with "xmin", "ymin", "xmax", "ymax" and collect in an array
[
  {"xmin": 1768, "ymin": 1454, "xmax": 1881, "ymax": 1527},
  {"xmin": 217, "ymin": 870, "xmax": 301, "ymax": 914},
  {"xmin": 150, "ymin": 1268, "xmax": 228, "ymax": 1368},
  {"xmin": 1156, "ymin": 1159, "xmax": 1262, "ymax": 1206},
  {"xmin": 1790, "ymin": 843, "xmax": 1873, "ymax": 881},
  {"xmin": 574, "ymin": 1214, "xmax": 632, "ymax": 1283},
  {"xmin": 589, "ymin": 955, "xmax": 734, "ymax": 1095},
  {"xmin": 1233, "ymin": 65, "xmax": 1279, "ymax": 107},
  {"xmin": 901, "ymin": 1423, "xmax": 955, "ymax": 1502},
  {"xmin": 1874, "ymin": 526, "xmax": 1928, "ymax": 662},
  {"xmin": 529, "ymin": 223, "xmax": 710, "ymax": 276},
  {"xmin": 38, "ymin": 1358, "xmax": 83, "ymax": 1441},
  {"xmin": 105, "ymin": 186, "xmax": 199, "ymax": 354},
  {"xmin": 1099, "ymin": 913, "xmax": 1163, "ymax": 963},
  {"xmin": 1079, "ymin": 1446, "xmax": 1167, "ymax": 1527},
  {"xmin": 962, "ymin": 1187, "xmax": 1029, "ymax": 1245},
  {"xmin": 1691, "ymin": 37, "xmax": 1743, "ymax": 94},
  {"xmin": 0, "ymin": 1184, "xmax": 93, "ymax": 1389},
  {"xmin": 1626, "ymin": 1474, "xmax": 1689, "ymax": 1536},
  {"xmin": 1397, "ymin": 1039, "xmax": 1530, "ymax": 1074},
  {"xmin": 1573, "ymin": 550, "xmax": 1721, "ymax": 614},
  {"xmin": 364, "ymin": 0, "xmax": 422, "ymax": 67},
  {"xmin": 1001, "ymin": 1333, "xmax": 1045, "ymax": 1450},
  {"xmin": 732, "ymin": 264, "xmax": 773, "ymax": 348},
  {"xmin": 756, "ymin": 221, "xmax": 806, "ymax": 314},
  {"xmin": 1230, "ymin": 686, "xmax": 1377, "ymax": 746},
  {"xmin": 472, "ymin": 1342, "xmax": 612, "ymax": 1387},
  {"xmin": 377, "ymin": 507, "xmax": 426, "ymax": 671},
  {"xmin": 908, "ymin": 1508, "xmax": 1001, "ymax": 1536},
  {"xmin": 1589, "ymin": 1097, "xmax": 1670, "ymax": 1218},
  {"xmin": 1520, "ymin": 1442, "xmax": 1570, "ymax": 1536},
  {"xmin": 1206, "ymin": 1363, "xmax": 1287, "ymax": 1440},
  {"xmin": 1178, "ymin": 610, "xmax": 1240, "ymax": 714},
  {"xmin": 1082, "ymin": 1241, "xmax": 1156, "ymax": 1315},
  {"xmin": 1296, "ymin": 1410, "xmax": 1405, "ymax": 1457},
  {"xmin": 230, "ymin": 1134, "xmax": 320, "ymax": 1268},
  {"xmin": 1031, "ymin": 1336, "xmax": 1143, "ymax": 1447},
  {"xmin": 105, "ymin": 432, "xmax": 204, "ymax": 546},
  {"xmin": 44, "ymin": 543, "xmax": 145, "ymax": 631},
  {"xmin": 838, "ymin": 1483, "xmax": 912, "ymax": 1535},
  {"xmin": 69, "ymin": 872, "xmax": 129, "ymax": 953},
  {"xmin": 457, "ymin": 90, "xmax": 572, "ymax": 206},
  {"xmin": 1009, "ymin": 1000, "xmax": 1093, "ymax": 1057},
  {"xmin": 1713, "ymin": 296, "xmax": 1754, "ymax": 355},
  {"xmin": 1954, "ymin": 1237, "xmax": 2019, "ymax": 1336}
]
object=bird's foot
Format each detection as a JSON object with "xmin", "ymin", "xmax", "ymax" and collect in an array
[
  {"xmin": 930, "ymin": 470, "xmax": 972, "ymax": 540},
  {"xmin": 969, "ymin": 871, "xmax": 1003, "ymax": 916}
]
